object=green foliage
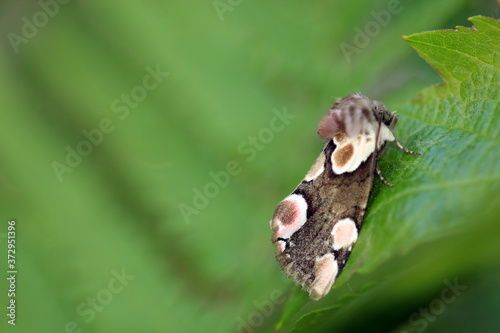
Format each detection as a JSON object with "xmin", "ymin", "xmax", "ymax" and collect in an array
[{"xmin": 0, "ymin": 1, "xmax": 498, "ymax": 333}]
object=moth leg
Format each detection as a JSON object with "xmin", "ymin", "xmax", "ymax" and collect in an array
[
  {"xmin": 394, "ymin": 139, "xmax": 421, "ymax": 155},
  {"xmin": 375, "ymin": 163, "xmax": 394, "ymax": 187}
]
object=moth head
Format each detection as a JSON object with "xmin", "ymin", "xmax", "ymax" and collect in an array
[{"xmin": 372, "ymin": 100, "xmax": 398, "ymax": 129}]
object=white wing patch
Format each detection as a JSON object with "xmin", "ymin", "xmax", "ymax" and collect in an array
[{"xmin": 331, "ymin": 123, "xmax": 395, "ymax": 175}]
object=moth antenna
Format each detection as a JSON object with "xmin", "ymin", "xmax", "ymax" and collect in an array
[
  {"xmin": 369, "ymin": 117, "xmax": 383, "ymax": 180},
  {"xmin": 375, "ymin": 163, "xmax": 394, "ymax": 187},
  {"xmin": 394, "ymin": 139, "xmax": 421, "ymax": 155}
]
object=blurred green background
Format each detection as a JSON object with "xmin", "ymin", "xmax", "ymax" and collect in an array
[{"xmin": 0, "ymin": 1, "xmax": 498, "ymax": 332}]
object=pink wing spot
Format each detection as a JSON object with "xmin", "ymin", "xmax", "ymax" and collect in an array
[
  {"xmin": 271, "ymin": 194, "xmax": 308, "ymax": 240},
  {"xmin": 331, "ymin": 218, "xmax": 358, "ymax": 251},
  {"xmin": 309, "ymin": 254, "xmax": 338, "ymax": 300}
]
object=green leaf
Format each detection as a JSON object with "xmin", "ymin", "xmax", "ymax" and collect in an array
[
  {"xmin": 283, "ymin": 15, "xmax": 500, "ymax": 333},
  {"xmin": 274, "ymin": 287, "xmax": 310, "ymax": 331}
]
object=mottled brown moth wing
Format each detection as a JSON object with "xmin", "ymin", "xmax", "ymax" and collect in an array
[{"xmin": 270, "ymin": 93, "xmax": 418, "ymax": 300}]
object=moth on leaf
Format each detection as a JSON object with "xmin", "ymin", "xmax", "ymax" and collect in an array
[{"xmin": 270, "ymin": 93, "xmax": 419, "ymax": 300}]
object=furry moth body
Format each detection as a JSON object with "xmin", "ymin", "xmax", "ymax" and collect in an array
[{"xmin": 270, "ymin": 93, "xmax": 419, "ymax": 300}]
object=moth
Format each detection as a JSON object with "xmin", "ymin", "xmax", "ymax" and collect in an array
[{"xmin": 270, "ymin": 93, "xmax": 419, "ymax": 300}]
